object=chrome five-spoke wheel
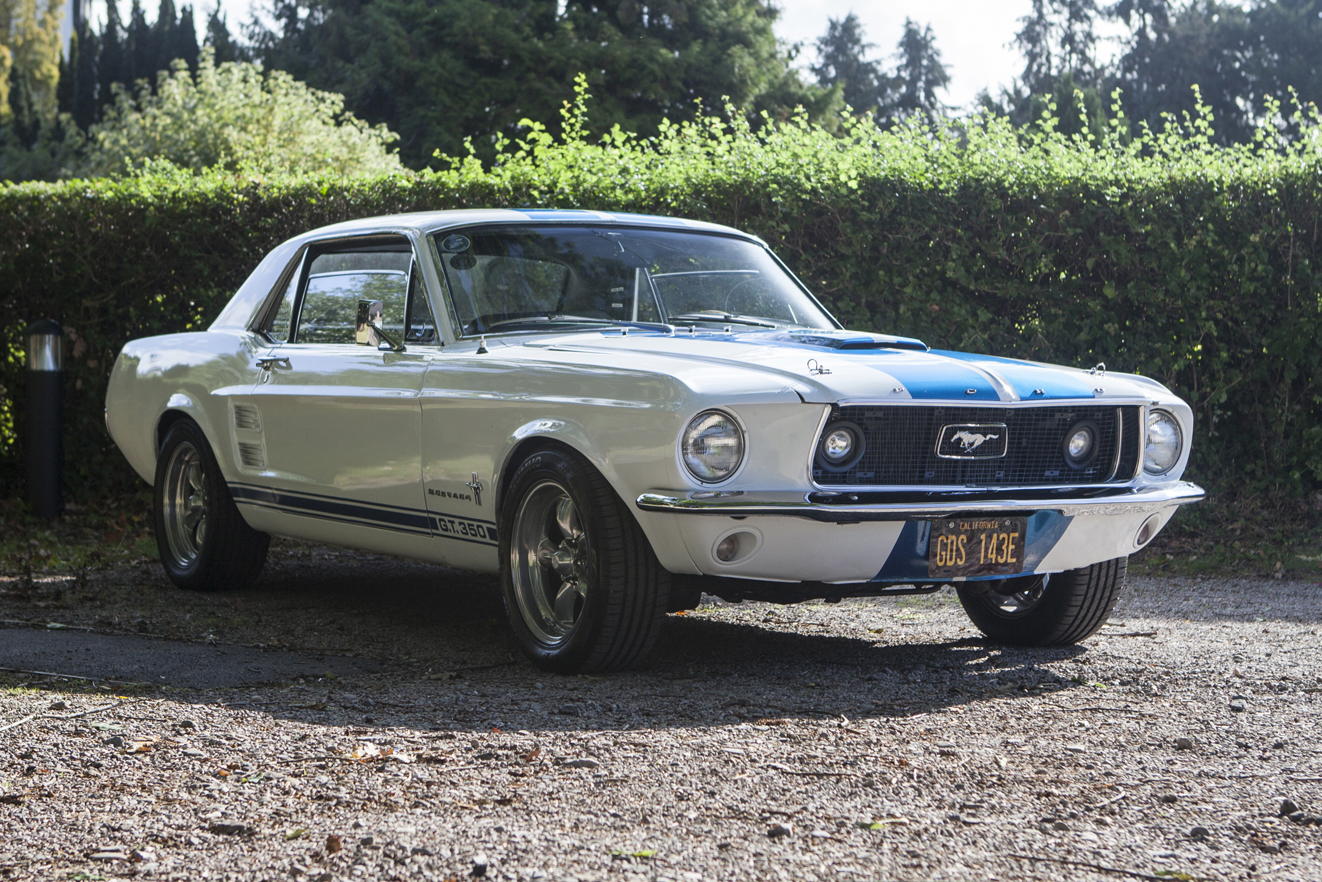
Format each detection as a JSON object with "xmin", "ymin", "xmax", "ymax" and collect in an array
[
  {"xmin": 152, "ymin": 418, "xmax": 270, "ymax": 592},
  {"xmin": 510, "ymin": 480, "xmax": 590, "ymax": 645},
  {"xmin": 499, "ymin": 445, "xmax": 669, "ymax": 673},
  {"xmin": 161, "ymin": 441, "xmax": 209, "ymax": 568}
]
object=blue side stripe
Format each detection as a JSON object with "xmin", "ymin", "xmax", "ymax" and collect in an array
[{"xmin": 230, "ymin": 483, "xmax": 498, "ymax": 546}]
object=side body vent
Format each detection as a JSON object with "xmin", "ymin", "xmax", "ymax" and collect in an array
[
  {"xmin": 237, "ymin": 442, "xmax": 266, "ymax": 470},
  {"xmin": 233, "ymin": 404, "xmax": 262, "ymax": 431}
]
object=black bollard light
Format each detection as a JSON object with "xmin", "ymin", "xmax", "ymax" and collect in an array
[{"xmin": 26, "ymin": 319, "xmax": 64, "ymax": 520}]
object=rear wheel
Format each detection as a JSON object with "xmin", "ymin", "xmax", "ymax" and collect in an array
[
  {"xmin": 500, "ymin": 445, "xmax": 668, "ymax": 673},
  {"xmin": 154, "ymin": 419, "xmax": 269, "ymax": 591},
  {"xmin": 955, "ymin": 557, "xmax": 1127, "ymax": 646}
]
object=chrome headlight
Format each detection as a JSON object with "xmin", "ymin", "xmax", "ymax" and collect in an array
[
  {"xmin": 1144, "ymin": 410, "xmax": 1183, "ymax": 475},
  {"xmin": 682, "ymin": 411, "xmax": 745, "ymax": 483}
]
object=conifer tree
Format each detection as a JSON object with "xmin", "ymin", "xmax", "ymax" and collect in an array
[{"xmin": 0, "ymin": 0, "xmax": 64, "ymax": 122}]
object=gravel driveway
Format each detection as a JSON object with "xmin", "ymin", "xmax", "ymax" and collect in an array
[{"xmin": 1, "ymin": 545, "xmax": 1319, "ymax": 881}]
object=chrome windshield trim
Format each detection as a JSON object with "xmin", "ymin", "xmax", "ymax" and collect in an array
[{"xmin": 636, "ymin": 482, "xmax": 1205, "ymax": 522}]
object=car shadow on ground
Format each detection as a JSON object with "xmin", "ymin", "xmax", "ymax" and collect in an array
[{"xmin": 2, "ymin": 546, "xmax": 1097, "ymax": 735}]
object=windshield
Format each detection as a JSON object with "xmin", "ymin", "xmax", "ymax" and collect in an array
[{"xmin": 431, "ymin": 225, "xmax": 837, "ymax": 334}]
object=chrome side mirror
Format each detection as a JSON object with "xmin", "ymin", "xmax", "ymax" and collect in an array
[{"xmin": 356, "ymin": 299, "xmax": 405, "ymax": 351}]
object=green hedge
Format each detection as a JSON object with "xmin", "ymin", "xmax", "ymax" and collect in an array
[{"xmin": 3, "ymin": 98, "xmax": 1321, "ymax": 511}]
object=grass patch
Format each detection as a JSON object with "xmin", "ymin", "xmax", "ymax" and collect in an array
[
  {"xmin": 0, "ymin": 491, "xmax": 156, "ymax": 578},
  {"xmin": 1132, "ymin": 494, "xmax": 1322, "ymax": 580}
]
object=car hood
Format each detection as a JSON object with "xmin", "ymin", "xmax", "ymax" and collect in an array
[{"xmin": 517, "ymin": 327, "xmax": 1169, "ymax": 404}]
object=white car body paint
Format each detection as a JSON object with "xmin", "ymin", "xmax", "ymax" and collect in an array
[{"xmin": 105, "ymin": 209, "xmax": 1203, "ymax": 590}]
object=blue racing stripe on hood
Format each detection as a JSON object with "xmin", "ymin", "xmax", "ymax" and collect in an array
[
  {"xmin": 862, "ymin": 351, "xmax": 1003, "ymax": 401},
  {"xmin": 934, "ymin": 350, "xmax": 1099, "ymax": 400}
]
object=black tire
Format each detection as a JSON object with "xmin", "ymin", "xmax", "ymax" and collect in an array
[
  {"xmin": 499, "ymin": 444, "xmax": 669, "ymax": 673},
  {"xmin": 153, "ymin": 418, "xmax": 269, "ymax": 591},
  {"xmin": 955, "ymin": 557, "xmax": 1128, "ymax": 646}
]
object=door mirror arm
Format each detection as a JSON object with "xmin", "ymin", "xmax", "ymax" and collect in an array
[{"xmin": 373, "ymin": 323, "xmax": 406, "ymax": 352}]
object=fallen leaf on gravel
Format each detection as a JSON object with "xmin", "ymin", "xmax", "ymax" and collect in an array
[
  {"xmin": 611, "ymin": 849, "xmax": 656, "ymax": 859},
  {"xmin": 1248, "ymin": 835, "xmax": 1285, "ymax": 854},
  {"xmin": 325, "ymin": 834, "xmax": 342, "ymax": 854},
  {"xmin": 0, "ymin": 794, "xmax": 23, "ymax": 806},
  {"xmin": 857, "ymin": 818, "xmax": 910, "ymax": 829},
  {"xmin": 523, "ymin": 749, "xmax": 541, "ymax": 762},
  {"xmin": 284, "ymin": 828, "xmax": 306, "ymax": 840}
]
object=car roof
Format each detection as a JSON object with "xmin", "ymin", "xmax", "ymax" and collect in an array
[{"xmin": 298, "ymin": 209, "xmax": 761, "ymax": 243}]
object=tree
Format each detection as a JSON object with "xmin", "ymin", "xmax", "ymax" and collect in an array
[
  {"xmin": 0, "ymin": 0, "xmax": 63, "ymax": 122},
  {"xmin": 985, "ymin": 0, "xmax": 1110, "ymax": 138},
  {"xmin": 891, "ymin": 18, "xmax": 949, "ymax": 123},
  {"xmin": 250, "ymin": 0, "xmax": 836, "ymax": 168},
  {"xmin": 80, "ymin": 48, "xmax": 403, "ymax": 177},
  {"xmin": 1013, "ymin": 0, "xmax": 1105, "ymax": 94},
  {"xmin": 205, "ymin": 8, "xmax": 244, "ymax": 63},
  {"xmin": 1111, "ymin": 1, "xmax": 1253, "ymax": 144},
  {"xmin": 811, "ymin": 13, "xmax": 890, "ymax": 114}
]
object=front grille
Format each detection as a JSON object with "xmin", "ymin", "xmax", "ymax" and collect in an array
[{"xmin": 814, "ymin": 404, "xmax": 1142, "ymax": 487}]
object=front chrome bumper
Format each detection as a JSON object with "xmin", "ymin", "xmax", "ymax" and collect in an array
[{"xmin": 636, "ymin": 481, "xmax": 1205, "ymax": 523}]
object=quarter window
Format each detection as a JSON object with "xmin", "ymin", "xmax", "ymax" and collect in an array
[{"xmin": 261, "ymin": 239, "xmax": 440, "ymax": 346}]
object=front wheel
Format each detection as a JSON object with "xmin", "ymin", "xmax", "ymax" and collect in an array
[
  {"xmin": 500, "ymin": 445, "xmax": 668, "ymax": 673},
  {"xmin": 154, "ymin": 419, "xmax": 269, "ymax": 591},
  {"xmin": 955, "ymin": 557, "xmax": 1127, "ymax": 646}
]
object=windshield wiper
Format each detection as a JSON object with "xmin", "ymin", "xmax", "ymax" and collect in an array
[
  {"xmin": 485, "ymin": 314, "xmax": 617, "ymax": 330},
  {"xmin": 668, "ymin": 312, "xmax": 779, "ymax": 329}
]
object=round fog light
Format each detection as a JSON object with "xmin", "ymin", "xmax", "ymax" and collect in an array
[
  {"xmin": 816, "ymin": 420, "xmax": 865, "ymax": 472},
  {"xmin": 712, "ymin": 530, "xmax": 760, "ymax": 565},
  {"xmin": 1062, "ymin": 420, "xmax": 1099, "ymax": 469},
  {"xmin": 1135, "ymin": 514, "xmax": 1162, "ymax": 548},
  {"xmin": 715, "ymin": 535, "xmax": 740, "ymax": 562}
]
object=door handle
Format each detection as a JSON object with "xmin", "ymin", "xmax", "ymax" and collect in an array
[{"xmin": 256, "ymin": 357, "xmax": 291, "ymax": 370}]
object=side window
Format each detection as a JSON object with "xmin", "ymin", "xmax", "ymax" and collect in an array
[
  {"xmin": 405, "ymin": 264, "xmax": 439, "ymax": 343},
  {"xmin": 286, "ymin": 247, "xmax": 412, "ymax": 345}
]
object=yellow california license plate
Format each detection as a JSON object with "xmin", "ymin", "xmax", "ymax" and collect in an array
[{"xmin": 928, "ymin": 517, "xmax": 1027, "ymax": 578}]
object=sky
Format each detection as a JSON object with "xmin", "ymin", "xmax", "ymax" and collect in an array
[
  {"xmin": 85, "ymin": 0, "xmax": 1065, "ymax": 111},
  {"xmin": 771, "ymin": 0, "xmax": 1036, "ymax": 109}
]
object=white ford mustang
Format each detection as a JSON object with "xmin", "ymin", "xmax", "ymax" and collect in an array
[{"xmin": 105, "ymin": 210, "xmax": 1204, "ymax": 672}]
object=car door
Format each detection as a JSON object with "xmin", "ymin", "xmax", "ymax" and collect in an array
[{"xmin": 230, "ymin": 235, "xmax": 440, "ymax": 560}]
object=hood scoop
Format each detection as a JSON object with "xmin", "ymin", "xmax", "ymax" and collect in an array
[{"xmin": 778, "ymin": 330, "xmax": 928, "ymax": 352}]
